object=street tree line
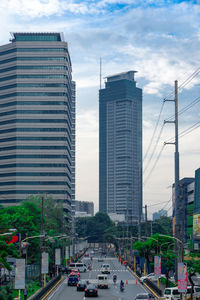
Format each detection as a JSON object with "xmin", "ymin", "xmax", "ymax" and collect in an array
[{"xmin": 0, "ymin": 195, "xmax": 70, "ymax": 269}]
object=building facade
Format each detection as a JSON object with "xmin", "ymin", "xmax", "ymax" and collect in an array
[
  {"xmin": 99, "ymin": 71, "xmax": 142, "ymax": 223},
  {"xmin": 172, "ymin": 177, "xmax": 194, "ymax": 244},
  {"xmin": 0, "ymin": 32, "xmax": 75, "ymax": 212},
  {"xmin": 72, "ymin": 200, "xmax": 94, "ymax": 216},
  {"xmin": 193, "ymin": 168, "xmax": 200, "ymax": 249}
]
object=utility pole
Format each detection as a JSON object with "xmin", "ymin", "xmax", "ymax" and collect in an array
[
  {"xmin": 181, "ymin": 183, "xmax": 185, "ymax": 261},
  {"xmin": 145, "ymin": 205, "xmax": 148, "ymax": 237},
  {"xmin": 138, "ymin": 161, "xmax": 142, "ymax": 240},
  {"xmin": 40, "ymin": 195, "xmax": 45, "ymax": 285},
  {"xmin": 164, "ymin": 80, "xmax": 180, "ymax": 281}
]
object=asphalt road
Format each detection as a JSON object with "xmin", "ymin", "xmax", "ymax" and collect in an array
[{"xmin": 47, "ymin": 250, "xmax": 149, "ymax": 300}]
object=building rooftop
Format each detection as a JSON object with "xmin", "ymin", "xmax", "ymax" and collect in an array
[
  {"xmin": 10, "ymin": 32, "xmax": 64, "ymax": 42},
  {"xmin": 105, "ymin": 70, "xmax": 137, "ymax": 82}
]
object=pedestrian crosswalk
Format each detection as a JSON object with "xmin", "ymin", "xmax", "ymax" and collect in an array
[
  {"xmin": 92, "ymin": 269, "xmax": 128, "ymax": 272},
  {"xmin": 64, "ymin": 278, "xmax": 137, "ymax": 284}
]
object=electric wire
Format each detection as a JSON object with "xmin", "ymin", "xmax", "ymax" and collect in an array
[
  {"xmin": 143, "ymin": 66, "xmax": 200, "ymax": 186},
  {"xmin": 143, "ymin": 144, "xmax": 165, "ymax": 186},
  {"xmin": 165, "ymin": 96, "xmax": 200, "ymax": 122},
  {"xmin": 144, "ymin": 123, "xmax": 165, "ymax": 174},
  {"xmin": 166, "ymin": 120, "xmax": 200, "ymax": 143},
  {"xmin": 143, "ymin": 101, "xmax": 165, "ymax": 162}
]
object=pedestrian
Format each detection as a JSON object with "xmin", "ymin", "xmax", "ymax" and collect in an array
[{"xmin": 24, "ymin": 287, "xmax": 28, "ymax": 300}]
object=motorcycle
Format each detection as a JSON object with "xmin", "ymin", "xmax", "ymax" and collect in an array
[{"xmin": 120, "ymin": 284, "xmax": 124, "ymax": 292}]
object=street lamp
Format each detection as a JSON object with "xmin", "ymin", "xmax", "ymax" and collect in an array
[{"xmin": 0, "ymin": 228, "xmax": 17, "ymax": 236}]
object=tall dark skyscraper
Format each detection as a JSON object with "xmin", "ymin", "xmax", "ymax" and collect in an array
[
  {"xmin": 99, "ymin": 71, "xmax": 142, "ymax": 223},
  {"xmin": 0, "ymin": 32, "xmax": 75, "ymax": 213}
]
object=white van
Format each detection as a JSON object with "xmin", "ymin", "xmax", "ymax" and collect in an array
[
  {"xmin": 164, "ymin": 287, "xmax": 180, "ymax": 300},
  {"xmin": 101, "ymin": 264, "xmax": 110, "ymax": 274},
  {"xmin": 164, "ymin": 286, "xmax": 200, "ymax": 300},
  {"xmin": 97, "ymin": 274, "xmax": 108, "ymax": 288},
  {"xmin": 69, "ymin": 262, "xmax": 87, "ymax": 273}
]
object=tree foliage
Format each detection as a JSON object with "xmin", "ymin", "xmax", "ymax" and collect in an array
[
  {"xmin": 76, "ymin": 212, "xmax": 114, "ymax": 243},
  {"xmin": 0, "ymin": 195, "xmax": 70, "ymax": 269}
]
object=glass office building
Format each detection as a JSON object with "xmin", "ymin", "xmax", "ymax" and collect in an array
[
  {"xmin": 99, "ymin": 71, "xmax": 142, "ymax": 223},
  {"xmin": 0, "ymin": 32, "xmax": 75, "ymax": 212}
]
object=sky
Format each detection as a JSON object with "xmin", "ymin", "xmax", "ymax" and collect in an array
[{"xmin": 0, "ymin": 0, "xmax": 200, "ymax": 218}]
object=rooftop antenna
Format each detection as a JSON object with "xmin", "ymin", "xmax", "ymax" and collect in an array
[{"xmin": 100, "ymin": 57, "xmax": 102, "ymax": 89}]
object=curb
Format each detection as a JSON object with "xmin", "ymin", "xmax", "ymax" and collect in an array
[
  {"xmin": 41, "ymin": 276, "xmax": 64, "ymax": 300},
  {"xmin": 127, "ymin": 267, "xmax": 164, "ymax": 299}
]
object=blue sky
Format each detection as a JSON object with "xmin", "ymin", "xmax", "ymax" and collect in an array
[{"xmin": 0, "ymin": 0, "xmax": 200, "ymax": 216}]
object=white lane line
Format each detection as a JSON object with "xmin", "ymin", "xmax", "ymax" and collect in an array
[{"xmin": 47, "ymin": 279, "xmax": 66, "ymax": 300}]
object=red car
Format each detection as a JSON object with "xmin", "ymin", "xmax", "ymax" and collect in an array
[
  {"xmin": 85, "ymin": 252, "xmax": 89, "ymax": 257},
  {"xmin": 70, "ymin": 268, "xmax": 80, "ymax": 277}
]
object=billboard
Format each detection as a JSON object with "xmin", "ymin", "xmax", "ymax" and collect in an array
[
  {"xmin": 42, "ymin": 252, "xmax": 49, "ymax": 274},
  {"xmin": 55, "ymin": 249, "xmax": 61, "ymax": 265},
  {"xmin": 154, "ymin": 256, "xmax": 161, "ymax": 275},
  {"xmin": 178, "ymin": 263, "xmax": 187, "ymax": 292},
  {"xmin": 15, "ymin": 259, "xmax": 25, "ymax": 289},
  {"xmin": 193, "ymin": 214, "xmax": 200, "ymax": 240}
]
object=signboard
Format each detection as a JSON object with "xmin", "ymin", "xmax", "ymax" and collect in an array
[
  {"xmin": 193, "ymin": 214, "xmax": 200, "ymax": 240},
  {"xmin": 15, "ymin": 259, "xmax": 25, "ymax": 289},
  {"xmin": 70, "ymin": 245, "xmax": 73, "ymax": 256},
  {"xmin": 178, "ymin": 262, "xmax": 187, "ymax": 292},
  {"xmin": 6, "ymin": 234, "xmax": 20, "ymax": 245},
  {"xmin": 55, "ymin": 248, "xmax": 61, "ymax": 265},
  {"xmin": 65, "ymin": 246, "xmax": 69, "ymax": 259},
  {"xmin": 154, "ymin": 256, "xmax": 161, "ymax": 275},
  {"xmin": 42, "ymin": 252, "xmax": 49, "ymax": 274}
]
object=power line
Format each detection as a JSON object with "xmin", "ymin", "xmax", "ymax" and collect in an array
[
  {"xmin": 143, "ymin": 102, "xmax": 165, "ymax": 162},
  {"xmin": 166, "ymin": 96, "xmax": 200, "ymax": 122},
  {"xmin": 144, "ymin": 123, "xmax": 165, "ymax": 174},
  {"xmin": 166, "ymin": 120, "xmax": 200, "ymax": 143},
  {"xmin": 143, "ymin": 144, "xmax": 165, "ymax": 186}
]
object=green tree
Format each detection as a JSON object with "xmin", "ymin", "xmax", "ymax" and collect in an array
[
  {"xmin": 185, "ymin": 252, "xmax": 200, "ymax": 300},
  {"xmin": 76, "ymin": 212, "xmax": 114, "ymax": 243}
]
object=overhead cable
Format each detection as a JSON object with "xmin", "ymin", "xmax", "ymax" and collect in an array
[{"xmin": 143, "ymin": 144, "xmax": 165, "ymax": 186}]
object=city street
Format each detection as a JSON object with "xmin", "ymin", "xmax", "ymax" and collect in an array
[{"xmin": 47, "ymin": 251, "xmax": 149, "ymax": 300}]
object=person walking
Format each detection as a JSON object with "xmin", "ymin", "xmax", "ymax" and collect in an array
[{"xmin": 24, "ymin": 287, "xmax": 28, "ymax": 300}]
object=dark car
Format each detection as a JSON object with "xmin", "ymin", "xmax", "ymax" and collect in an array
[
  {"xmin": 85, "ymin": 284, "xmax": 98, "ymax": 297},
  {"xmin": 135, "ymin": 293, "xmax": 155, "ymax": 300},
  {"xmin": 68, "ymin": 274, "xmax": 79, "ymax": 286},
  {"xmin": 77, "ymin": 280, "xmax": 89, "ymax": 291}
]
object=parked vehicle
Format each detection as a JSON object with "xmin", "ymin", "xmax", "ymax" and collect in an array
[
  {"xmin": 140, "ymin": 273, "xmax": 165, "ymax": 283},
  {"xmin": 100, "ymin": 264, "xmax": 110, "ymax": 274},
  {"xmin": 97, "ymin": 274, "xmax": 108, "ymax": 288},
  {"xmin": 164, "ymin": 286, "xmax": 200, "ymax": 300},
  {"xmin": 135, "ymin": 293, "xmax": 155, "ymax": 300},
  {"xmin": 77, "ymin": 280, "xmax": 89, "ymax": 291},
  {"xmin": 85, "ymin": 284, "xmax": 98, "ymax": 297}
]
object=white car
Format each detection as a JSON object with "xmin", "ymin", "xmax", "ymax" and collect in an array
[
  {"xmin": 101, "ymin": 264, "xmax": 110, "ymax": 274},
  {"xmin": 140, "ymin": 273, "xmax": 165, "ymax": 283}
]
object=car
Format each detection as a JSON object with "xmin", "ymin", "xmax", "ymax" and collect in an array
[
  {"xmin": 140, "ymin": 273, "xmax": 165, "ymax": 283},
  {"xmin": 98, "ymin": 257, "xmax": 104, "ymax": 262},
  {"xmin": 77, "ymin": 280, "xmax": 89, "ymax": 291},
  {"xmin": 85, "ymin": 252, "xmax": 89, "ymax": 257},
  {"xmin": 70, "ymin": 268, "xmax": 80, "ymax": 277},
  {"xmin": 100, "ymin": 264, "xmax": 110, "ymax": 274},
  {"xmin": 135, "ymin": 293, "xmax": 155, "ymax": 300},
  {"xmin": 97, "ymin": 274, "xmax": 108, "ymax": 288},
  {"xmin": 85, "ymin": 284, "xmax": 98, "ymax": 297},
  {"xmin": 68, "ymin": 274, "xmax": 79, "ymax": 286}
]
